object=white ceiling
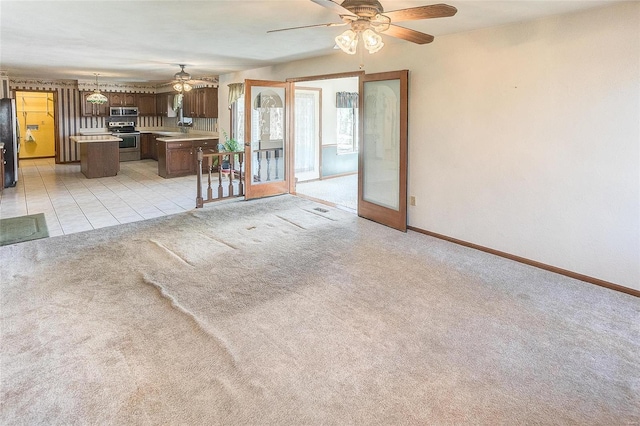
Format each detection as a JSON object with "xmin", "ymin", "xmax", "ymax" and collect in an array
[{"xmin": 0, "ymin": 0, "xmax": 618, "ymax": 84}]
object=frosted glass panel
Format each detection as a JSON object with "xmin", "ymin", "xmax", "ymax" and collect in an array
[
  {"xmin": 362, "ymin": 79, "xmax": 400, "ymax": 210},
  {"xmin": 250, "ymin": 87, "xmax": 285, "ymax": 184}
]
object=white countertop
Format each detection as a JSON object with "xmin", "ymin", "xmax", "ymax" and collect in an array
[
  {"xmin": 71, "ymin": 135, "xmax": 122, "ymax": 143},
  {"xmin": 156, "ymin": 135, "xmax": 219, "ymax": 142}
]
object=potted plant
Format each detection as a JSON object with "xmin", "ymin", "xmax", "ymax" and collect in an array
[{"xmin": 218, "ymin": 129, "xmax": 242, "ymax": 173}]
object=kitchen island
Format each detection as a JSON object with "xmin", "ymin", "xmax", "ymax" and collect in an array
[{"xmin": 71, "ymin": 135, "xmax": 122, "ymax": 178}]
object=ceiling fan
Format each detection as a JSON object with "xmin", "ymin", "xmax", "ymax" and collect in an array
[
  {"xmin": 268, "ymin": 0, "xmax": 457, "ymax": 55},
  {"xmin": 170, "ymin": 64, "xmax": 218, "ymax": 93}
]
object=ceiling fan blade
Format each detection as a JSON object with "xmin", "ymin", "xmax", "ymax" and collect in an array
[
  {"xmin": 310, "ymin": 0, "xmax": 356, "ymax": 17},
  {"xmin": 382, "ymin": 24, "xmax": 434, "ymax": 44},
  {"xmin": 267, "ymin": 22, "xmax": 348, "ymax": 33},
  {"xmin": 383, "ymin": 4, "xmax": 457, "ymax": 22}
]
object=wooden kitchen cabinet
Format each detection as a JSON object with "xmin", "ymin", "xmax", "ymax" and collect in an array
[
  {"xmin": 198, "ymin": 87, "xmax": 218, "ymax": 118},
  {"xmin": 109, "ymin": 92, "xmax": 136, "ymax": 107},
  {"xmin": 141, "ymin": 133, "xmax": 161, "ymax": 160},
  {"xmin": 157, "ymin": 139, "xmax": 218, "ymax": 178},
  {"xmin": 157, "ymin": 141, "xmax": 195, "ymax": 178},
  {"xmin": 182, "ymin": 87, "xmax": 218, "ymax": 118},
  {"xmin": 156, "ymin": 93, "xmax": 177, "ymax": 117},
  {"xmin": 81, "ymin": 92, "xmax": 110, "ymax": 116},
  {"xmin": 137, "ymin": 94, "xmax": 156, "ymax": 116},
  {"xmin": 140, "ymin": 133, "xmax": 153, "ymax": 159}
]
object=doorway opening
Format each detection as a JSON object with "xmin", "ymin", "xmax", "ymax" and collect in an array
[
  {"xmin": 15, "ymin": 91, "xmax": 57, "ymax": 159},
  {"xmin": 292, "ymin": 75, "xmax": 360, "ymax": 212}
]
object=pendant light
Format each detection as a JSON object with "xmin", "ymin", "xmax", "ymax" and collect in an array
[{"xmin": 86, "ymin": 73, "xmax": 109, "ymax": 105}]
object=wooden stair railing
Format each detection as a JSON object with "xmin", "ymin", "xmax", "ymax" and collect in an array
[{"xmin": 196, "ymin": 148, "xmax": 245, "ymax": 208}]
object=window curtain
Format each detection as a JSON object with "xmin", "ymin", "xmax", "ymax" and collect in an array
[
  {"xmin": 336, "ymin": 91, "xmax": 359, "ymax": 109},
  {"xmin": 228, "ymin": 83, "xmax": 244, "ymax": 107}
]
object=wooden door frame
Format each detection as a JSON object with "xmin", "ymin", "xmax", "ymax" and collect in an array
[
  {"xmin": 286, "ymin": 71, "xmax": 365, "ymax": 194},
  {"xmin": 358, "ymin": 70, "xmax": 409, "ymax": 231},
  {"xmin": 244, "ymin": 79, "xmax": 292, "ymax": 200},
  {"xmin": 293, "ymin": 86, "xmax": 322, "ymax": 184},
  {"xmin": 13, "ymin": 89, "xmax": 58, "ymax": 162}
]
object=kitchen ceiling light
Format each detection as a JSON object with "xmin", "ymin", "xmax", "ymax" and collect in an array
[
  {"xmin": 173, "ymin": 82, "xmax": 193, "ymax": 92},
  {"xmin": 174, "ymin": 64, "xmax": 191, "ymax": 82},
  {"xmin": 86, "ymin": 73, "xmax": 109, "ymax": 105},
  {"xmin": 173, "ymin": 64, "xmax": 193, "ymax": 92}
]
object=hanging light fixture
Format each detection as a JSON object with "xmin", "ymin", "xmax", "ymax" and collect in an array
[
  {"xmin": 86, "ymin": 73, "xmax": 109, "ymax": 105},
  {"xmin": 335, "ymin": 20, "xmax": 384, "ymax": 55},
  {"xmin": 173, "ymin": 64, "xmax": 193, "ymax": 93},
  {"xmin": 173, "ymin": 81, "xmax": 193, "ymax": 93},
  {"xmin": 361, "ymin": 29, "xmax": 384, "ymax": 54}
]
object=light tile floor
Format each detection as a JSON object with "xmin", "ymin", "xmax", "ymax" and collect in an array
[
  {"xmin": 0, "ymin": 158, "xmax": 204, "ymax": 237},
  {"xmin": 1, "ymin": 158, "xmax": 357, "ymax": 239}
]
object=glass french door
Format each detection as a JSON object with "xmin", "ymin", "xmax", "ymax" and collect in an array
[
  {"xmin": 358, "ymin": 70, "xmax": 408, "ymax": 231},
  {"xmin": 244, "ymin": 79, "xmax": 293, "ymax": 200}
]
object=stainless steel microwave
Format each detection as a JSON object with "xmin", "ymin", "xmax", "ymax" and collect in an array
[{"xmin": 109, "ymin": 106, "xmax": 138, "ymax": 117}]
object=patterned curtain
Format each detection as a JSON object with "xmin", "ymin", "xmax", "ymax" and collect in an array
[
  {"xmin": 228, "ymin": 83, "xmax": 244, "ymax": 106},
  {"xmin": 336, "ymin": 91, "xmax": 359, "ymax": 108}
]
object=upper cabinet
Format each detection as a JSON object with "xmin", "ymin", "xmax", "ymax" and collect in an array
[
  {"xmin": 183, "ymin": 87, "xmax": 218, "ymax": 118},
  {"xmin": 137, "ymin": 94, "xmax": 156, "ymax": 116},
  {"xmin": 79, "ymin": 89, "xmax": 216, "ymax": 118},
  {"xmin": 156, "ymin": 93, "xmax": 177, "ymax": 118},
  {"xmin": 110, "ymin": 92, "xmax": 136, "ymax": 107},
  {"xmin": 81, "ymin": 92, "xmax": 110, "ymax": 117}
]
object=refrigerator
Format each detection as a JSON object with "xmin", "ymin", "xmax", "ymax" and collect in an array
[{"xmin": 0, "ymin": 98, "xmax": 20, "ymax": 187}]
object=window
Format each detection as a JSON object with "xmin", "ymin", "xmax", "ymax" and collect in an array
[
  {"xmin": 337, "ymin": 107, "xmax": 358, "ymax": 154},
  {"xmin": 230, "ymin": 94, "xmax": 245, "ymax": 144}
]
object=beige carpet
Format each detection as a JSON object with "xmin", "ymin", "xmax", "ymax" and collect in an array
[{"xmin": 1, "ymin": 195, "xmax": 638, "ymax": 425}]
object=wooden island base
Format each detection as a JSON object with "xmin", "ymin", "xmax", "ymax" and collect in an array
[{"xmin": 71, "ymin": 135, "xmax": 122, "ymax": 179}]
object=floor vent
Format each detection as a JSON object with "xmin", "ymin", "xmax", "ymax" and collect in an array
[{"xmin": 314, "ymin": 207, "xmax": 329, "ymax": 213}]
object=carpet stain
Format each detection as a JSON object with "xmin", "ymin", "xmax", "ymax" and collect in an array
[
  {"xmin": 148, "ymin": 239, "xmax": 195, "ymax": 267},
  {"xmin": 275, "ymin": 215, "xmax": 306, "ymax": 230}
]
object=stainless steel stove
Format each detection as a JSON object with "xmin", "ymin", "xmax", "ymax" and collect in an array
[{"xmin": 108, "ymin": 121, "xmax": 140, "ymax": 162}]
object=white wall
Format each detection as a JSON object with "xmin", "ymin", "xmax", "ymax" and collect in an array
[{"xmin": 219, "ymin": 2, "xmax": 640, "ymax": 291}]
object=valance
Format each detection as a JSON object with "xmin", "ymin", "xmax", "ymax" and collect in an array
[
  {"xmin": 228, "ymin": 83, "xmax": 245, "ymax": 106},
  {"xmin": 336, "ymin": 91, "xmax": 359, "ymax": 108}
]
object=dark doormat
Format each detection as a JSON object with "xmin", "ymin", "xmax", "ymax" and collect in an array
[{"xmin": 0, "ymin": 213, "xmax": 49, "ymax": 246}]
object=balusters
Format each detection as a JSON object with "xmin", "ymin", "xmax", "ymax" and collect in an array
[
  {"xmin": 265, "ymin": 150, "xmax": 271, "ymax": 181},
  {"xmin": 195, "ymin": 150, "xmax": 246, "ymax": 208},
  {"xmin": 217, "ymin": 156, "xmax": 224, "ymax": 198},
  {"xmin": 237, "ymin": 153, "xmax": 244, "ymax": 195},
  {"xmin": 206, "ymin": 156, "xmax": 213, "ymax": 201}
]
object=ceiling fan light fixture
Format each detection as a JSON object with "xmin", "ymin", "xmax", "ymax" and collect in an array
[
  {"xmin": 174, "ymin": 64, "xmax": 191, "ymax": 82},
  {"xmin": 335, "ymin": 29, "xmax": 358, "ymax": 55},
  {"xmin": 362, "ymin": 28, "xmax": 384, "ymax": 53},
  {"xmin": 173, "ymin": 82, "xmax": 193, "ymax": 93},
  {"xmin": 86, "ymin": 73, "xmax": 109, "ymax": 105}
]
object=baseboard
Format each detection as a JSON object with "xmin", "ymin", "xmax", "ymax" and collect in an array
[{"xmin": 408, "ymin": 226, "xmax": 639, "ymax": 298}]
